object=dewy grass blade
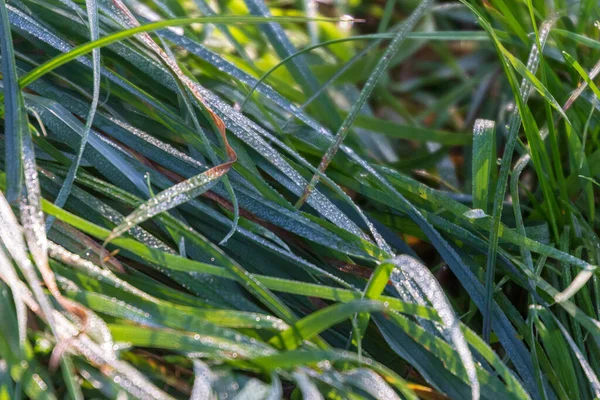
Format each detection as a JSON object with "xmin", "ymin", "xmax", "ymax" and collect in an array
[
  {"xmin": 501, "ymin": 48, "xmax": 571, "ymax": 124},
  {"xmin": 45, "ymin": 0, "xmax": 101, "ymax": 232},
  {"xmin": 295, "ymin": 0, "xmax": 431, "ymax": 208},
  {"xmin": 0, "ymin": 241, "xmax": 28, "ymax": 351},
  {"xmin": 387, "ymin": 255, "xmax": 479, "ymax": 400},
  {"xmin": 103, "ymin": 157, "xmax": 234, "ymax": 244},
  {"xmin": 190, "ymin": 360, "xmax": 212, "ymax": 400},
  {"xmin": 0, "ymin": 0, "xmax": 26, "ymax": 202},
  {"xmin": 293, "ymin": 371, "xmax": 323, "ymax": 400},
  {"xmin": 0, "ymin": 190, "xmax": 62, "ymax": 346},
  {"xmin": 471, "ymin": 120, "xmax": 496, "ymax": 212},
  {"xmin": 342, "ymin": 369, "xmax": 401, "ymax": 400},
  {"xmin": 19, "ymin": 107, "xmax": 90, "ymax": 346}
]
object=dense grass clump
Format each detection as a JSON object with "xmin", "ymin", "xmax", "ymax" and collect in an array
[{"xmin": 1, "ymin": 0, "xmax": 600, "ymax": 398}]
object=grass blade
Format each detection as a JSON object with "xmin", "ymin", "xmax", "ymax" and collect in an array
[
  {"xmin": 471, "ymin": 120, "xmax": 496, "ymax": 212},
  {"xmin": 0, "ymin": 0, "xmax": 25, "ymax": 202}
]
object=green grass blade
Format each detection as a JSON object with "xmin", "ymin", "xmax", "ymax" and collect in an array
[
  {"xmin": 269, "ymin": 300, "xmax": 387, "ymax": 350},
  {"xmin": 0, "ymin": 0, "xmax": 25, "ymax": 202},
  {"xmin": 471, "ymin": 120, "xmax": 496, "ymax": 212},
  {"xmin": 562, "ymin": 51, "xmax": 600, "ymax": 103}
]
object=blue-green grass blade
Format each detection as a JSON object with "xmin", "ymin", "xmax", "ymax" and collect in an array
[{"xmin": 0, "ymin": 0, "xmax": 26, "ymax": 202}]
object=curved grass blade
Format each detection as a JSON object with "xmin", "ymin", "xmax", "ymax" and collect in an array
[
  {"xmin": 295, "ymin": 0, "xmax": 431, "ymax": 208},
  {"xmin": 280, "ymin": 38, "xmax": 386, "ymax": 132},
  {"xmin": 103, "ymin": 157, "xmax": 235, "ymax": 244},
  {"xmin": 7, "ymin": 15, "xmax": 338, "ymax": 92},
  {"xmin": 161, "ymin": 38, "xmax": 240, "ymax": 245},
  {"xmin": 240, "ymin": 34, "xmax": 392, "ymax": 111}
]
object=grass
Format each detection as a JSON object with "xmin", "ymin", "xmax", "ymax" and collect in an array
[{"xmin": 0, "ymin": 0, "xmax": 600, "ymax": 398}]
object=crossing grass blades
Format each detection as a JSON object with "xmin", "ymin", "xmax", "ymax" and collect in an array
[{"xmin": 1, "ymin": 0, "xmax": 600, "ymax": 398}]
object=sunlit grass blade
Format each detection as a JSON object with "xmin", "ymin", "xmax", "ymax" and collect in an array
[
  {"xmin": 561, "ymin": 52, "xmax": 600, "ymax": 103},
  {"xmin": 563, "ymin": 57, "xmax": 600, "ymax": 111},
  {"xmin": 471, "ymin": 119, "xmax": 496, "ymax": 212},
  {"xmin": 10, "ymin": 15, "xmax": 338, "ymax": 92}
]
